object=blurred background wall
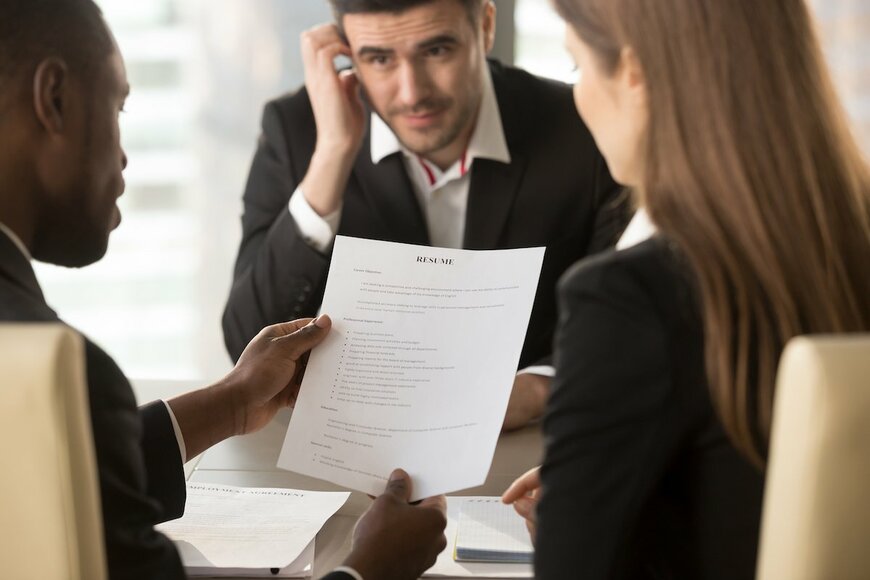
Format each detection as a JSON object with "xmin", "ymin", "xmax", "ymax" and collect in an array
[{"xmin": 33, "ymin": 0, "xmax": 870, "ymax": 382}]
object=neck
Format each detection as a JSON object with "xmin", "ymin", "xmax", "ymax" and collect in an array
[{"xmin": 0, "ymin": 165, "xmax": 37, "ymax": 256}]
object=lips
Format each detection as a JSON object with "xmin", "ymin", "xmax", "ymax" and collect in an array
[{"xmin": 403, "ymin": 109, "xmax": 444, "ymax": 129}]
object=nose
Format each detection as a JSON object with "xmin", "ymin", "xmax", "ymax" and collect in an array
[
  {"xmin": 121, "ymin": 148, "xmax": 128, "ymax": 171},
  {"xmin": 396, "ymin": 60, "xmax": 431, "ymax": 109}
]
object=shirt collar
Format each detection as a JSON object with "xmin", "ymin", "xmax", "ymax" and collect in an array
[
  {"xmin": 616, "ymin": 208, "xmax": 657, "ymax": 250},
  {"xmin": 0, "ymin": 222, "xmax": 32, "ymax": 261},
  {"xmin": 370, "ymin": 65, "xmax": 511, "ymax": 167}
]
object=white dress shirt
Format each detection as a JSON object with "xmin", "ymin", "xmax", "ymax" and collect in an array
[{"xmin": 288, "ymin": 66, "xmax": 510, "ymax": 251}]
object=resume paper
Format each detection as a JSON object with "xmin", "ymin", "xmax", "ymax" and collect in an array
[{"xmin": 278, "ymin": 236, "xmax": 545, "ymax": 500}]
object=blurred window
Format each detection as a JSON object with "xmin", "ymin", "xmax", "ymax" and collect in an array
[{"xmin": 514, "ymin": 0, "xmax": 870, "ymax": 154}]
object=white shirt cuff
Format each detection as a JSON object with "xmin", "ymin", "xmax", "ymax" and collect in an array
[
  {"xmin": 288, "ymin": 187, "xmax": 341, "ymax": 253},
  {"xmin": 331, "ymin": 566, "xmax": 364, "ymax": 580},
  {"xmin": 517, "ymin": 365, "xmax": 555, "ymax": 378},
  {"xmin": 162, "ymin": 400, "xmax": 187, "ymax": 464}
]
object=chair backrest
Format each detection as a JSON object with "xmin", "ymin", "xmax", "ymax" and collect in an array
[
  {"xmin": 0, "ymin": 324, "xmax": 107, "ymax": 580},
  {"xmin": 757, "ymin": 334, "xmax": 870, "ymax": 580}
]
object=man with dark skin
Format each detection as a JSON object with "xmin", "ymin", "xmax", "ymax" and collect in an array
[{"xmin": 0, "ymin": 1, "xmax": 445, "ymax": 579}]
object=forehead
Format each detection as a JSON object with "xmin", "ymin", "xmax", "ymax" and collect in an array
[
  {"xmin": 96, "ymin": 46, "xmax": 128, "ymax": 96},
  {"xmin": 342, "ymin": 0, "xmax": 472, "ymax": 51}
]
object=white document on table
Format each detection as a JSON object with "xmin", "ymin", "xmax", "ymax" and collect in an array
[
  {"xmin": 278, "ymin": 236, "xmax": 545, "ymax": 501},
  {"xmin": 424, "ymin": 497, "xmax": 533, "ymax": 578},
  {"xmin": 156, "ymin": 483, "xmax": 349, "ymax": 574}
]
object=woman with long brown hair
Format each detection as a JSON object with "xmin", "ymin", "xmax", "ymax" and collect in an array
[{"xmin": 502, "ymin": 0, "xmax": 870, "ymax": 577}]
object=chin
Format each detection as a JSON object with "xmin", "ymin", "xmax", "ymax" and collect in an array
[
  {"xmin": 602, "ymin": 158, "xmax": 634, "ymax": 188},
  {"xmin": 31, "ymin": 234, "xmax": 110, "ymax": 269}
]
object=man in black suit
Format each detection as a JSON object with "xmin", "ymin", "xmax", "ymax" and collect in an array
[
  {"xmin": 223, "ymin": 0, "xmax": 627, "ymax": 430},
  {"xmin": 0, "ymin": 1, "xmax": 445, "ymax": 579}
]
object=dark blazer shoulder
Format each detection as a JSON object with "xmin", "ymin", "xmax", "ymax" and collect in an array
[
  {"xmin": 488, "ymin": 59, "xmax": 589, "ymax": 148},
  {"xmin": 488, "ymin": 58, "xmax": 575, "ymax": 105},
  {"xmin": 558, "ymin": 237, "xmax": 693, "ymax": 317},
  {"xmin": 265, "ymin": 86, "xmax": 316, "ymax": 127}
]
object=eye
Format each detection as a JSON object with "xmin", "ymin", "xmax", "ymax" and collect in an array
[
  {"xmin": 366, "ymin": 54, "xmax": 392, "ymax": 67},
  {"xmin": 425, "ymin": 45, "xmax": 451, "ymax": 58}
]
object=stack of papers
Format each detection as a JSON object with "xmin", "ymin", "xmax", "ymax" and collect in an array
[
  {"xmin": 156, "ymin": 483, "xmax": 350, "ymax": 578},
  {"xmin": 425, "ymin": 497, "xmax": 534, "ymax": 578}
]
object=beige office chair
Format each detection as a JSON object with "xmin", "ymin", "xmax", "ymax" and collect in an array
[
  {"xmin": 757, "ymin": 335, "xmax": 870, "ymax": 580},
  {"xmin": 0, "ymin": 324, "xmax": 107, "ymax": 580}
]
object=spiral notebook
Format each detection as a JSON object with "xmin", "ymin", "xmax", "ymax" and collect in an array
[{"xmin": 454, "ymin": 498, "xmax": 534, "ymax": 564}]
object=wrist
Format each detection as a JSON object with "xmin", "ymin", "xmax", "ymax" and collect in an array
[
  {"xmin": 529, "ymin": 376, "xmax": 550, "ymax": 419},
  {"xmin": 315, "ymin": 135, "xmax": 360, "ymax": 159},
  {"xmin": 341, "ymin": 551, "xmax": 379, "ymax": 580},
  {"xmin": 210, "ymin": 374, "xmax": 248, "ymax": 438},
  {"xmin": 301, "ymin": 147, "xmax": 356, "ymax": 217},
  {"xmin": 165, "ymin": 380, "xmax": 238, "ymax": 459}
]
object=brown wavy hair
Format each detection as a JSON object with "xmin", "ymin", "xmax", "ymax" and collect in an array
[{"xmin": 553, "ymin": 0, "xmax": 870, "ymax": 465}]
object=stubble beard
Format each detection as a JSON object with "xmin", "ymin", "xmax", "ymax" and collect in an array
[{"xmin": 385, "ymin": 89, "xmax": 481, "ymax": 159}]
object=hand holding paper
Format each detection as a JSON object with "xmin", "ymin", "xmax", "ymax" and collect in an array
[
  {"xmin": 278, "ymin": 236, "xmax": 545, "ymax": 500},
  {"xmin": 344, "ymin": 469, "xmax": 448, "ymax": 580}
]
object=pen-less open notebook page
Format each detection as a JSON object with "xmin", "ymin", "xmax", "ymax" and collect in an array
[
  {"xmin": 424, "ymin": 497, "xmax": 533, "ymax": 578},
  {"xmin": 278, "ymin": 236, "xmax": 545, "ymax": 501},
  {"xmin": 455, "ymin": 498, "xmax": 533, "ymax": 563},
  {"xmin": 156, "ymin": 483, "xmax": 349, "ymax": 574}
]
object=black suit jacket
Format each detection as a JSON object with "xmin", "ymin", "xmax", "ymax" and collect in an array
[
  {"xmin": 223, "ymin": 60, "xmax": 628, "ymax": 365},
  {"xmin": 0, "ymin": 231, "xmax": 380, "ymax": 580},
  {"xmin": 536, "ymin": 238, "xmax": 764, "ymax": 579},
  {"xmin": 0, "ymin": 232, "xmax": 187, "ymax": 579}
]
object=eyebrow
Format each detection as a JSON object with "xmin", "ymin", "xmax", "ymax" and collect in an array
[
  {"xmin": 357, "ymin": 45, "xmax": 394, "ymax": 58},
  {"xmin": 416, "ymin": 34, "xmax": 459, "ymax": 51},
  {"xmin": 356, "ymin": 33, "xmax": 460, "ymax": 58}
]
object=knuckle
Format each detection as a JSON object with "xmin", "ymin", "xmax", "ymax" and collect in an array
[{"xmin": 437, "ymin": 534, "xmax": 448, "ymax": 551}]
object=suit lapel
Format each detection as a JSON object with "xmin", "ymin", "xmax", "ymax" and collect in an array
[
  {"xmin": 464, "ymin": 155, "xmax": 528, "ymax": 249},
  {"xmin": 352, "ymin": 140, "xmax": 431, "ymax": 246},
  {"xmin": 0, "ymin": 231, "xmax": 45, "ymax": 303},
  {"xmin": 463, "ymin": 62, "xmax": 530, "ymax": 250}
]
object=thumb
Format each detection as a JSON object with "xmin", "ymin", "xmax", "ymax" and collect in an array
[
  {"xmin": 384, "ymin": 469, "xmax": 412, "ymax": 502},
  {"xmin": 275, "ymin": 314, "xmax": 332, "ymax": 360}
]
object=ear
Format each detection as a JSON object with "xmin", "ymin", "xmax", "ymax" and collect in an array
[
  {"xmin": 32, "ymin": 57, "xmax": 69, "ymax": 135},
  {"xmin": 481, "ymin": 1, "xmax": 496, "ymax": 54},
  {"xmin": 618, "ymin": 46, "xmax": 647, "ymax": 108}
]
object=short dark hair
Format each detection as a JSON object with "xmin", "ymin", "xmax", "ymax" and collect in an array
[
  {"xmin": 0, "ymin": 0, "xmax": 113, "ymax": 89},
  {"xmin": 329, "ymin": 0, "xmax": 485, "ymax": 31}
]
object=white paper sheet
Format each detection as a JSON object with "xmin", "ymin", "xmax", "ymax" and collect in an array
[
  {"xmin": 156, "ymin": 483, "xmax": 349, "ymax": 571},
  {"xmin": 185, "ymin": 541, "xmax": 314, "ymax": 578},
  {"xmin": 424, "ymin": 497, "xmax": 533, "ymax": 578},
  {"xmin": 278, "ymin": 236, "xmax": 545, "ymax": 500}
]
